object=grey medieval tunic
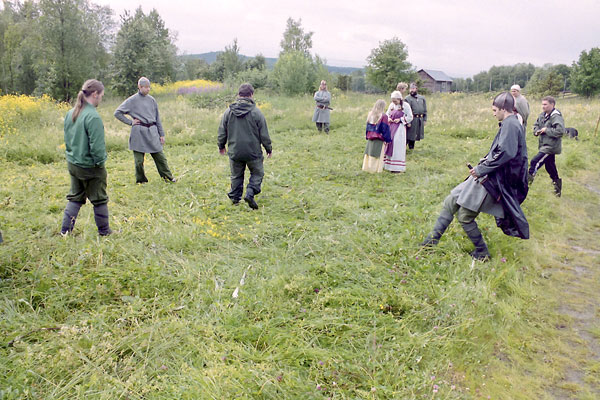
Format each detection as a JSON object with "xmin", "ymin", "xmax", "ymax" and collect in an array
[
  {"xmin": 514, "ymin": 95, "xmax": 530, "ymax": 128},
  {"xmin": 312, "ymin": 90, "xmax": 331, "ymax": 123},
  {"xmin": 114, "ymin": 92, "xmax": 165, "ymax": 153},
  {"xmin": 405, "ymin": 94, "xmax": 427, "ymax": 141}
]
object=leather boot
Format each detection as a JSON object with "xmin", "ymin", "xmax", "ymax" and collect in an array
[
  {"xmin": 462, "ymin": 221, "xmax": 490, "ymax": 261},
  {"xmin": 61, "ymin": 201, "xmax": 83, "ymax": 235},
  {"xmin": 420, "ymin": 210, "xmax": 453, "ymax": 246},
  {"xmin": 552, "ymin": 178, "xmax": 562, "ymax": 197},
  {"xmin": 93, "ymin": 204, "xmax": 112, "ymax": 236}
]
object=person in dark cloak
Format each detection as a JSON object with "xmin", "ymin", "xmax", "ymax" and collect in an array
[{"xmin": 420, "ymin": 92, "xmax": 529, "ymax": 260}]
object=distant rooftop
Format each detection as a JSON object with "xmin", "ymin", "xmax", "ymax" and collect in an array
[{"xmin": 419, "ymin": 69, "xmax": 453, "ymax": 82}]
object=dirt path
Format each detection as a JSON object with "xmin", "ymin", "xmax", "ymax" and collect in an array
[{"xmin": 547, "ymin": 174, "xmax": 600, "ymax": 399}]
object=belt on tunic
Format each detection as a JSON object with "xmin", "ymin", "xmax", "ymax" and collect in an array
[
  {"xmin": 138, "ymin": 121, "xmax": 156, "ymax": 128},
  {"xmin": 317, "ymin": 105, "xmax": 327, "ymax": 109},
  {"xmin": 414, "ymin": 114, "xmax": 425, "ymax": 118}
]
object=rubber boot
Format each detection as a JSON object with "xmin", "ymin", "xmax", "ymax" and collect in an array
[
  {"xmin": 420, "ymin": 210, "xmax": 453, "ymax": 246},
  {"xmin": 552, "ymin": 178, "xmax": 562, "ymax": 197},
  {"xmin": 462, "ymin": 221, "xmax": 490, "ymax": 261},
  {"xmin": 93, "ymin": 204, "xmax": 112, "ymax": 236},
  {"xmin": 60, "ymin": 201, "xmax": 83, "ymax": 235}
]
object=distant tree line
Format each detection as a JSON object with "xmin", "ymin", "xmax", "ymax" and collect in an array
[
  {"xmin": 2, "ymin": 1, "xmax": 599, "ymax": 99},
  {"xmin": 452, "ymin": 51, "xmax": 600, "ymax": 97}
]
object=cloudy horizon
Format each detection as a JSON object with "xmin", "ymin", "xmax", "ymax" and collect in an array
[{"xmin": 93, "ymin": 0, "xmax": 600, "ymax": 78}]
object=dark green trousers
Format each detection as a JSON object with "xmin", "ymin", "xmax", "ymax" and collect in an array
[
  {"xmin": 228, "ymin": 157, "xmax": 264, "ymax": 202},
  {"xmin": 133, "ymin": 151, "xmax": 173, "ymax": 183},
  {"xmin": 66, "ymin": 162, "xmax": 108, "ymax": 205}
]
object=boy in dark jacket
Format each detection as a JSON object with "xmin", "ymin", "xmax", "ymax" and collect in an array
[
  {"xmin": 528, "ymin": 96, "xmax": 565, "ymax": 196},
  {"xmin": 218, "ymin": 83, "xmax": 272, "ymax": 209}
]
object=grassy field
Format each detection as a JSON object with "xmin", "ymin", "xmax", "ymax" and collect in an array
[{"xmin": 1, "ymin": 89, "xmax": 599, "ymax": 399}]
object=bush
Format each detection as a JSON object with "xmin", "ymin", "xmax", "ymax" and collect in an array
[{"xmin": 186, "ymin": 87, "xmax": 237, "ymax": 109}]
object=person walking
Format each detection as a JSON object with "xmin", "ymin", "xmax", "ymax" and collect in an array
[
  {"xmin": 528, "ymin": 96, "xmax": 565, "ymax": 197},
  {"xmin": 218, "ymin": 83, "xmax": 272, "ymax": 209},
  {"xmin": 312, "ymin": 80, "xmax": 331, "ymax": 134},
  {"xmin": 60, "ymin": 79, "xmax": 112, "ymax": 236},
  {"xmin": 404, "ymin": 83, "xmax": 427, "ymax": 150},
  {"xmin": 420, "ymin": 92, "xmax": 529, "ymax": 260},
  {"xmin": 114, "ymin": 77, "xmax": 176, "ymax": 184}
]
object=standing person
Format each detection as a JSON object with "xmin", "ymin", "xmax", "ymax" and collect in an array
[
  {"xmin": 114, "ymin": 77, "xmax": 176, "ymax": 184},
  {"xmin": 0, "ymin": 230, "xmax": 3, "ymax": 244},
  {"xmin": 312, "ymin": 80, "xmax": 331, "ymax": 134},
  {"xmin": 420, "ymin": 92, "xmax": 529, "ymax": 260},
  {"xmin": 510, "ymin": 84, "xmax": 530, "ymax": 128},
  {"xmin": 528, "ymin": 96, "xmax": 565, "ymax": 197},
  {"xmin": 396, "ymin": 82, "xmax": 409, "ymax": 98},
  {"xmin": 404, "ymin": 83, "xmax": 427, "ymax": 150},
  {"xmin": 362, "ymin": 99, "xmax": 392, "ymax": 173},
  {"xmin": 60, "ymin": 79, "xmax": 112, "ymax": 236},
  {"xmin": 384, "ymin": 91, "xmax": 413, "ymax": 173},
  {"xmin": 218, "ymin": 83, "xmax": 272, "ymax": 209}
]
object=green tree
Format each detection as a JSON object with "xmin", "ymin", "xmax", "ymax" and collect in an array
[
  {"xmin": 246, "ymin": 54, "xmax": 266, "ymax": 71},
  {"xmin": 570, "ymin": 48, "xmax": 600, "ymax": 97},
  {"xmin": 272, "ymin": 50, "xmax": 316, "ymax": 95},
  {"xmin": 365, "ymin": 37, "xmax": 413, "ymax": 92},
  {"xmin": 110, "ymin": 7, "xmax": 177, "ymax": 96},
  {"xmin": 526, "ymin": 67, "xmax": 563, "ymax": 97},
  {"xmin": 37, "ymin": 0, "xmax": 113, "ymax": 101},
  {"xmin": 279, "ymin": 17, "xmax": 313, "ymax": 56}
]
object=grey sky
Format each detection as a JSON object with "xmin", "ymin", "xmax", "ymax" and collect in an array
[{"xmin": 95, "ymin": 0, "xmax": 600, "ymax": 78}]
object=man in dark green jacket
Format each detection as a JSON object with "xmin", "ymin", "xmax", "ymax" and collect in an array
[
  {"xmin": 528, "ymin": 96, "xmax": 565, "ymax": 196},
  {"xmin": 218, "ymin": 83, "xmax": 272, "ymax": 209}
]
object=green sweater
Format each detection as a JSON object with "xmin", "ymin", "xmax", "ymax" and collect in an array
[
  {"xmin": 64, "ymin": 103, "xmax": 107, "ymax": 168},
  {"xmin": 533, "ymin": 108, "xmax": 564, "ymax": 154}
]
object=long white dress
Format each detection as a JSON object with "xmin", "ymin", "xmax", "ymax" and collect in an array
[{"xmin": 384, "ymin": 101, "xmax": 413, "ymax": 172}]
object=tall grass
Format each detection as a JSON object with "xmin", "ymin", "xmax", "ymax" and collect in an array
[{"xmin": 1, "ymin": 91, "xmax": 599, "ymax": 399}]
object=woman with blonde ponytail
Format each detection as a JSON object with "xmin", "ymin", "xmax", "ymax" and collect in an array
[{"xmin": 60, "ymin": 79, "xmax": 112, "ymax": 236}]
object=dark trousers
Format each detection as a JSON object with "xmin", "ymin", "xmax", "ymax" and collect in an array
[
  {"xmin": 316, "ymin": 122, "xmax": 330, "ymax": 133},
  {"xmin": 66, "ymin": 163, "xmax": 108, "ymax": 205},
  {"xmin": 133, "ymin": 151, "xmax": 173, "ymax": 183},
  {"xmin": 228, "ymin": 158, "xmax": 264, "ymax": 202},
  {"xmin": 407, "ymin": 139, "xmax": 415, "ymax": 149},
  {"xmin": 529, "ymin": 152, "xmax": 559, "ymax": 181}
]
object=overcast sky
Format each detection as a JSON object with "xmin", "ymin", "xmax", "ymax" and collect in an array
[{"xmin": 94, "ymin": 0, "xmax": 600, "ymax": 78}]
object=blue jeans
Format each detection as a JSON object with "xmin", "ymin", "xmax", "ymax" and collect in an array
[{"xmin": 228, "ymin": 158, "xmax": 264, "ymax": 202}]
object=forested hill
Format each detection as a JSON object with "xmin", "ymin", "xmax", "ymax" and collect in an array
[{"xmin": 180, "ymin": 52, "xmax": 362, "ymax": 74}]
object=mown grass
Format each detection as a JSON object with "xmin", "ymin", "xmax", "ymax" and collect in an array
[{"xmin": 1, "ymin": 90, "xmax": 599, "ymax": 399}]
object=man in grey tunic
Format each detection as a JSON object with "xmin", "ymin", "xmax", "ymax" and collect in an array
[
  {"xmin": 511, "ymin": 84, "xmax": 530, "ymax": 128},
  {"xmin": 114, "ymin": 77, "xmax": 175, "ymax": 184},
  {"xmin": 420, "ymin": 92, "xmax": 529, "ymax": 260},
  {"xmin": 312, "ymin": 80, "xmax": 331, "ymax": 134},
  {"xmin": 404, "ymin": 83, "xmax": 427, "ymax": 150}
]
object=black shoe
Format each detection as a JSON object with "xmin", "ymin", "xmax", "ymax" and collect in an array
[
  {"xmin": 99, "ymin": 228, "xmax": 113, "ymax": 236},
  {"xmin": 231, "ymin": 199, "xmax": 240, "ymax": 205},
  {"xmin": 420, "ymin": 236, "xmax": 439, "ymax": 247},
  {"xmin": 244, "ymin": 196, "xmax": 258, "ymax": 210},
  {"xmin": 552, "ymin": 178, "xmax": 562, "ymax": 197},
  {"xmin": 470, "ymin": 248, "xmax": 490, "ymax": 261}
]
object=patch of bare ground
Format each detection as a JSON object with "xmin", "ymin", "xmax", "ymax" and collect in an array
[{"xmin": 547, "ymin": 178, "xmax": 600, "ymax": 400}]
